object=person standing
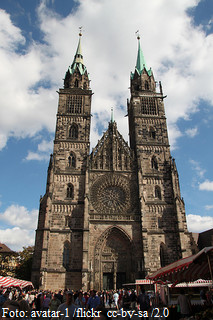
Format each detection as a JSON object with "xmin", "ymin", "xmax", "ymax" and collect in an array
[
  {"xmin": 74, "ymin": 292, "xmax": 85, "ymax": 308},
  {"xmin": 130, "ymin": 290, "xmax": 137, "ymax": 311},
  {"xmin": 177, "ymin": 289, "xmax": 192, "ymax": 318},
  {"xmin": 86, "ymin": 290, "xmax": 100, "ymax": 311},
  {"xmin": 49, "ymin": 294, "xmax": 61, "ymax": 312},
  {"xmin": 137, "ymin": 288, "xmax": 150, "ymax": 312},
  {"xmin": 57, "ymin": 291, "xmax": 76, "ymax": 320},
  {"xmin": 122, "ymin": 290, "xmax": 130, "ymax": 311},
  {"xmin": 113, "ymin": 291, "xmax": 119, "ymax": 310}
]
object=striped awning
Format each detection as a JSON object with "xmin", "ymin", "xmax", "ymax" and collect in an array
[
  {"xmin": 168, "ymin": 279, "xmax": 212, "ymax": 288},
  {"xmin": 147, "ymin": 246, "xmax": 213, "ymax": 286},
  {"xmin": 0, "ymin": 276, "xmax": 33, "ymax": 288}
]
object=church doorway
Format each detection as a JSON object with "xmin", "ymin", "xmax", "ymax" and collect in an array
[
  {"xmin": 94, "ymin": 227, "xmax": 133, "ymax": 290},
  {"xmin": 116, "ymin": 272, "xmax": 126, "ymax": 289},
  {"xmin": 103, "ymin": 273, "xmax": 113, "ymax": 290}
]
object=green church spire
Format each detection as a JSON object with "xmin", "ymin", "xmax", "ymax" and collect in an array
[
  {"xmin": 136, "ymin": 36, "xmax": 147, "ymax": 74},
  {"xmin": 131, "ymin": 34, "xmax": 152, "ymax": 79},
  {"xmin": 68, "ymin": 30, "xmax": 88, "ymax": 76}
]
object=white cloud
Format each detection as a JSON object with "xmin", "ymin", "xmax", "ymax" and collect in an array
[
  {"xmin": 0, "ymin": 9, "xmax": 25, "ymax": 51},
  {"xmin": 0, "ymin": 204, "xmax": 38, "ymax": 251},
  {"xmin": 0, "ymin": 0, "xmax": 213, "ymax": 152},
  {"xmin": 25, "ymin": 139, "xmax": 53, "ymax": 161},
  {"xmin": 189, "ymin": 159, "xmax": 206, "ymax": 179},
  {"xmin": 205, "ymin": 205, "xmax": 213, "ymax": 210},
  {"xmin": 186, "ymin": 214, "xmax": 213, "ymax": 233},
  {"xmin": 0, "ymin": 227, "xmax": 35, "ymax": 251},
  {"xmin": 185, "ymin": 127, "xmax": 198, "ymax": 138},
  {"xmin": 199, "ymin": 180, "xmax": 213, "ymax": 191},
  {"xmin": 0, "ymin": 204, "xmax": 38, "ymax": 229}
]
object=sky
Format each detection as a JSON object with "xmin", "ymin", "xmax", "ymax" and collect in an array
[{"xmin": 0, "ymin": 0, "xmax": 213, "ymax": 251}]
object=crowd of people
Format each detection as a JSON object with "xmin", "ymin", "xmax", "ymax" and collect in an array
[
  {"xmin": 0, "ymin": 286, "xmax": 213, "ymax": 319},
  {"xmin": 0, "ymin": 287, "xmax": 154, "ymax": 319}
]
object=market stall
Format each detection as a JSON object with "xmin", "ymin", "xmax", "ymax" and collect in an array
[
  {"xmin": 0, "ymin": 276, "xmax": 33, "ymax": 289},
  {"xmin": 147, "ymin": 246, "xmax": 213, "ymax": 285},
  {"xmin": 146, "ymin": 247, "xmax": 213, "ymax": 319}
]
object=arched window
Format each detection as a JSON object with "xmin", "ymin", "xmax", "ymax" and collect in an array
[
  {"xmin": 100, "ymin": 154, "xmax": 103, "ymax": 169},
  {"xmin": 83, "ymin": 82, "xmax": 87, "ymax": 90},
  {"xmin": 155, "ymin": 186, "xmax": 161, "ymax": 200},
  {"xmin": 149, "ymin": 127, "xmax": 156, "ymax": 139},
  {"xmin": 151, "ymin": 156, "xmax": 158, "ymax": 170},
  {"xmin": 69, "ymin": 124, "xmax": 78, "ymax": 139},
  {"xmin": 68, "ymin": 153, "xmax": 76, "ymax": 168},
  {"xmin": 160, "ymin": 243, "xmax": 167, "ymax": 267},
  {"xmin": 67, "ymin": 184, "xmax": 73, "ymax": 199},
  {"xmin": 145, "ymin": 80, "xmax": 149, "ymax": 90},
  {"xmin": 63, "ymin": 242, "xmax": 70, "ymax": 269},
  {"xmin": 74, "ymin": 79, "xmax": 79, "ymax": 88},
  {"xmin": 125, "ymin": 157, "xmax": 128, "ymax": 170},
  {"xmin": 118, "ymin": 147, "xmax": 122, "ymax": 161}
]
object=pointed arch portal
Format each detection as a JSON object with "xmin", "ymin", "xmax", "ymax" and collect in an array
[{"xmin": 93, "ymin": 227, "xmax": 133, "ymax": 290}]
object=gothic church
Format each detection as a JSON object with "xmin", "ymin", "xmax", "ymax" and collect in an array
[{"xmin": 32, "ymin": 33, "xmax": 193, "ymax": 290}]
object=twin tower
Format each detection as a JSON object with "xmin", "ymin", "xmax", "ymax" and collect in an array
[{"xmin": 32, "ymin": 34, "xmax": 193, "ymax": 290}]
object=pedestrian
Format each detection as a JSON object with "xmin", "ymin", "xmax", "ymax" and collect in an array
[
  {"xmin": 42, "ymin": 293, "xmax": 51, "ymax": 311},
  {"xmin": 57, "ymin": 291, "xmax": 76, "ymax": 320},
  {"xmin": 137, "ymin": 288, "xmax": 150, "ymax": 312},
  {"xmin": 129, "ymin": 290, "xmax": 137, "ymax": 311},
  {"xmin": 49, "ymin": 294, "xmax": 61, "ymax": 312},
  {"xmin": 177, "ymin": 289, "xmax": 192, "ymax": 318},
  {"xmin": 0, "ymin": 300, "xmax": 19, "ymax": 319},
  {"xmin": 86, "ymin": 290, "xmax": 100, "ymax": 311},
  {"xmin": 75, "ymin": 291, "xmax": 85, "ymax": 308},
  {"xmin": 113, "ymin": 291, "xmax": 119, "ymax": 310},
  {"xmin": 122, "ymin": 290, "xmax": 130, "ymax": 311}
]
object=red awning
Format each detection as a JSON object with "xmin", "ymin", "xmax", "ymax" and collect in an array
[
  {"xmin": 147, "ymin": 246, "xmax": 213, "ymax": 286},
  {"xmin": 0, "ymin": 276, "xmax": 33, "ymax": 288}
]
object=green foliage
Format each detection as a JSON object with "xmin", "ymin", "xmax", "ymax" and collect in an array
[
  {"xmin": 15, "ymin": 246, "xmax": 34, "ymax": 281},
  {"xmin": 0, "ymin": 255, "xmax": 16, "ymax": 277}
]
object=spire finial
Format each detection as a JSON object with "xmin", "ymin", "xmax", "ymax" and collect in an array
[
  {"xmin": 79, "ymin": 26, "xmax": 83, "ymax": 37},
  {"xmin": 135, "ymin": 30, "xmax": 140, "ymax": 40},
  {"xmin": 111, "ymin": 107, "xmax": 114, "ymax": 123}
]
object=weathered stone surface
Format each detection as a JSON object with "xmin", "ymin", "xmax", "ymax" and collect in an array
[{"xmin": 31, "ymin": 40, "xmax": 193, "ymax": 291}]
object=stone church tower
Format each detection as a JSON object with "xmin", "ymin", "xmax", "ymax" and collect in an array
[{"xmin": 32, "ymin": 34, "xmax": 193, "ymax": 290}]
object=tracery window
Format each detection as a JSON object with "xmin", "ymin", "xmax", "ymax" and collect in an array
[
  {"xmin": 145, "ymin": 80, "xmax": 149, "ymax": 90},
  {"xmin": 151, "ymin": 156, "xmax": 158, "ymax": 170},
  {"xmin": 74, "ymin": 79, "xmax": 79, "ymax": 88},
  {"xmin": 141, "ymin": 97, "xmax": 158, "ymax": 115},
  {"xmin": 149, "ymin": 127, "xmax": 156, "ymax": 139},
  {"xmin": 67, "ymin": 95, "xmax": 82, "ymax": 113},
  {"xmin": 68, "ymin": 153, "xmax": 76, "ymax": 168},
  {"xmin": 160, "ymin": 243, "xmax": 166, "ymax": 267},
  {"xmin": 63, "ymin": 242, "xmax": 70, "ymax": 269},
  {"xmin": 67, "ymin": 183, "xmax": 74, "ymax": 199},
  {"xmin": 69, "ymin": 124, "xmax": 78, "ymax": 139},
  {"xmin": 100, "ymin": 154, "xmax": 103, "ymax": 169},
  {"xmin": 155, "ymin": 186, "xmax": 161, "ymax": 200}
]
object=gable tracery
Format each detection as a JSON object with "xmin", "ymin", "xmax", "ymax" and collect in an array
[{"xmin": 90, "ymin": 123, "xmax": 134, "ymax": 171}]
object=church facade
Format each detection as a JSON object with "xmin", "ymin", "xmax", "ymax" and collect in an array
[{"xmin": 32, "ymin": 34, "xmax": 193, "ymax": 290}]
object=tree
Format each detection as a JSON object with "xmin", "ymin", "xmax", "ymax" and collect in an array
[
  {"xmin": 15, "ymin": 246, "xmax": 34, "ymax": 281},
  {"xmin": 0, "ymin": 254, "xmax": 17, "ymax": 277}
]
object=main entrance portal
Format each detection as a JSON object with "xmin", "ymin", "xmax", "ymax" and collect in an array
[
  {"xmin": 103, "ymin": 272, "xmax": 126, "ymax": 290},
  {"xmin": 94, "ymin": 227, "xmax": 132, "ymax": 290}
]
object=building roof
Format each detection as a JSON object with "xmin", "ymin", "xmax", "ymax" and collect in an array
[
  {"xmin": 0, "ymin": 243, "xmax": 15, "ymax": 254},
  {"xmin": 68, "ymin": 33, "xmax": 88, "ymax": 76},
  {"xmin": 131, "ymin": 36, "xmax": 152, "ymax": 79}
]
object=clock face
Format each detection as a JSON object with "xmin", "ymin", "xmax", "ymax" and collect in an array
[{"xmin": 90, "ymin": 174, "xmax": 131, "ymax": 214}]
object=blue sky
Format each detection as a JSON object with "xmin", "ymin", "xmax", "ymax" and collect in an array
[{"xmin": 0, "ymin": 0, "xmax": 213, "ymax": 251}]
